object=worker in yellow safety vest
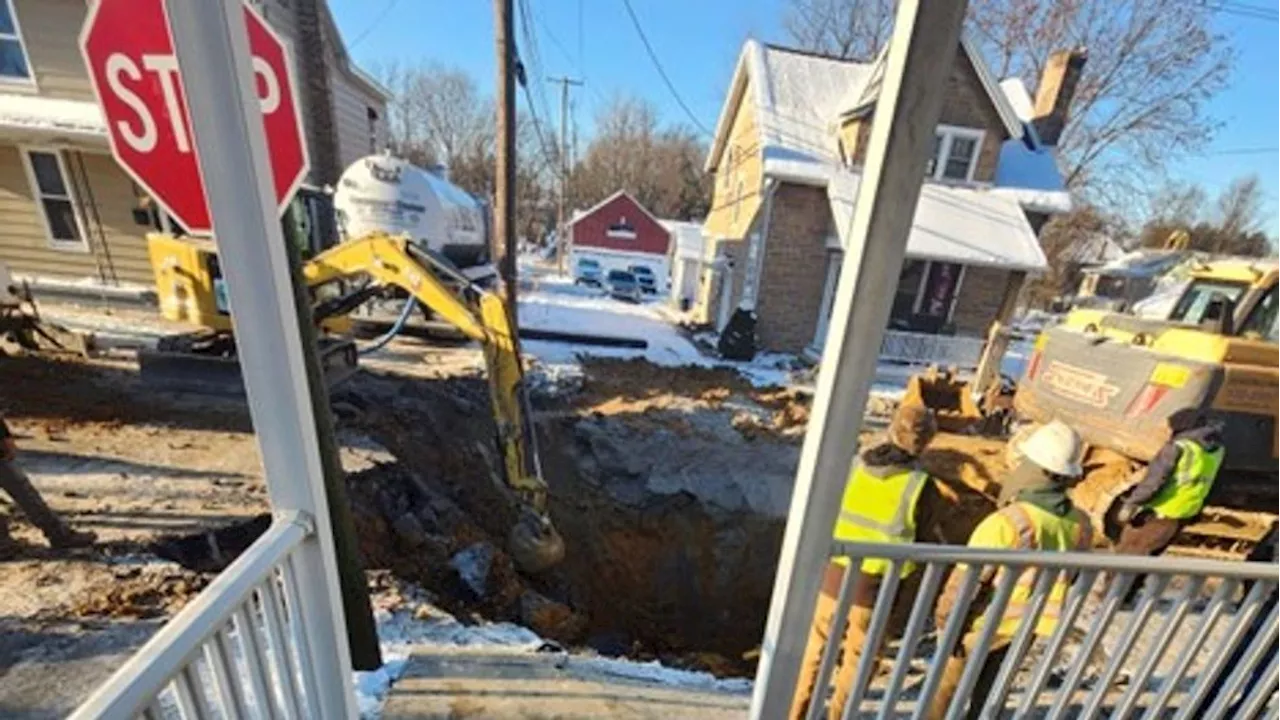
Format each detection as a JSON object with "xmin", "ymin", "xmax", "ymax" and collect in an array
[
  {"xmin": 1114, "ymin": 408, "xmax": 1224, "ymax": 558},
  {"xmin": 928, "ymin": 420, "xmax": 1092, "ymax": 720},
  {"xmin": 789, "ymin": 404, "xmax": 942, "ymax": 720}
]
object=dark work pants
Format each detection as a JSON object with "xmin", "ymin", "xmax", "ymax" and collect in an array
[{"xmin": 0, "ymin": 458, "xmax": 71, "ymax": 544}]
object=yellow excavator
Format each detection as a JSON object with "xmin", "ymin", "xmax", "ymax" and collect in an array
[
  {"xmin": 146, "ymin": 230, "xmax": 566, "ymax": 574},
  {"xmin": 1014, "ymin": 259, "xmax": 1279, "ymax": 559}
]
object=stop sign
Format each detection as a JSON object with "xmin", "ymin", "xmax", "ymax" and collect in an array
[{"xmin": 80, "ymin": 0, "xmax": 308, "ymax": 235}]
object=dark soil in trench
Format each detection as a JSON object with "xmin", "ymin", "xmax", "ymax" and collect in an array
[{"xmin": 332, "ymin": 370, "xmax": 789, "ymax": 676}]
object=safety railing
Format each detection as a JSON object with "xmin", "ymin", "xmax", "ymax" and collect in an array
[
  {"xmin": 792, "ymin": 540, "xmax": 1278, "ymax": 720},
  {"xmin": 70, "ymin": 511, "xmax": 328, "ymax": 720},
  {"xmin": 879, "ymin": 330, "xmax": 986, "ymax": 372}
]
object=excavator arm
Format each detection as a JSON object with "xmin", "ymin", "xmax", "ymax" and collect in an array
[{"xmin": 302, "ymin": 232, "xmax": 565, "ymax": 573}]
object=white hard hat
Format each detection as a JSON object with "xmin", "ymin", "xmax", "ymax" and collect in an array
[{"xmin": 1017, "ymin": 420, "xmax": 1083, "ymax": 478}]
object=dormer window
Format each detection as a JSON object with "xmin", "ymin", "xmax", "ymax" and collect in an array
[{"xmin": 927, "ymin": 126, "xmax": 983, "ymax": 182}]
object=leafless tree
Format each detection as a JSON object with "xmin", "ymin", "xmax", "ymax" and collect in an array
[
  {"xmin": 783, "ymin": 0, "xmax": 894, "ymax": 61},
  {"xmin": 375, "ymin": 61, "xmax": 556, "ymax": 243},
  {"xmin": 782, "ymin": 0, "xmax": 1233, "ymax": 208},
  {"xmin": 1139, "ymin": 175, "xmax": 1273, "ymax": 256},
  {"xmin": 571, "ymin": 96, "xmax": 712, "ymax": 220}
]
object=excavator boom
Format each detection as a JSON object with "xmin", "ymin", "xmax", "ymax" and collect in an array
[{"xmin": 302, "ymin": 233, "xmax": 564, "ymax": 573}]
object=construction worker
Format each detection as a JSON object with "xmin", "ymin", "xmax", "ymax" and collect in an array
[
  {"xmin": 1114, "ymin": 408, "xmax": 1224, "ymax": 558},
  {"xmin": 928, "ymin": 420, "xmax": 1092, "ymax": 720},
  {"xmin": 789, "ymin": 404, "xmax": 941, "ymax": 720},
  {"xmin": 0, "ymin": 415, "xmax": 94, "ymax": 556}
]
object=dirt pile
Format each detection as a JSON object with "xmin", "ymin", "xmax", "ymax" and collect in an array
[{"xmin": 69, "ymin": 565, "xmax": 208, "ymax": 619}]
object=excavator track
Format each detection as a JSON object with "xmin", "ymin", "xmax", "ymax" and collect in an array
[{"xmin": 1071, "ymin": 451, "xmax": 1277, "ymax": 561}]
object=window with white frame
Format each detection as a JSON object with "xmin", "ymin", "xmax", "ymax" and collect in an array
[
  {"xmin": 24, "ymin": 149, "xmax": 87, "ymax": 249},
  {"xmin": 926, "ymin": 126, "xmax": 983, "ymax": 182},
  {"xmin": 0, "ymin": 0, "xmax": 31, "ymax": 83}
]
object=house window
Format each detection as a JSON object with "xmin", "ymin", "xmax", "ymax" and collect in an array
[
  {"xmin": 926, "ymin": 126, "xmax": 983, "ymax": 182},
  {"xmin": 366, "ymin": 106, "xmax": 380, "ymax": 153},
  {"xmin": 889, "ymin": 259, "xmax": 965, "ymax": 332},
  {"xmin": 24, "ymin": 149, "xmax": 87, "ymax": 250},
  {"xmin": 0, "ymin": 0, "xmax": 32, "ymax": 83}
]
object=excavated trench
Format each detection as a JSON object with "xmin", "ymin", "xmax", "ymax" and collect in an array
[{"xmin": 152, "ymin": 359, "xmax": 1000, "ymax": 677}]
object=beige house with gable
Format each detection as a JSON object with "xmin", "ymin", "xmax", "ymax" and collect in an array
[
  {"xmin": 0, "ymin": 0, "xmax": 389, "ymax": 288},
  {"xmin": 697, "ymin": 38, "xmax": 1085, "ymax": 358}
]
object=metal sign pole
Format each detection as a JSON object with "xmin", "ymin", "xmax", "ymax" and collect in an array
[
  {"xmin": 165, "ymin": 0, "xmax": 357, "ymax": 715},
  {"xmin": 748, "ymin": 1, "xmax": 968, "ymax": 717}
]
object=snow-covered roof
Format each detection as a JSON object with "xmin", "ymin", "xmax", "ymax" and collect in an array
[
  {"xmin": 1091, "ymin": 249, "xmax": 1188, "ymax": 278},
  {"xmin": 999, "ymin": 78, "xmax": 1035, "ymax": 123},
  {"xmin": 827, "ymin": 166, "xmax": 1047, "ymax": 272},
  {"xmin": 706, "ymin": 41, "xmax": 872, "ymax": 172},
  {"xmin": 0, "ymin": 94, "xmax": 106, "ymax": 145}
]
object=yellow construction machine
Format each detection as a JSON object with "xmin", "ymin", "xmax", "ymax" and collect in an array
[
  {"xmin": 146, "ymin": 230, "xmax": 565, "ymax": 574},
  {"xmin": 1014, "ymin": 259, "xmax": 1279, "ymax": 559}
]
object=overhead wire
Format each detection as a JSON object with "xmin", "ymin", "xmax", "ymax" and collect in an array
[
  {"xmin": 618, "ymin": 0, "xmax": 714, "ymax": 137},
  {"xmin": 347, "ymin": 0, "xmax": 401, "ymax": 51}
]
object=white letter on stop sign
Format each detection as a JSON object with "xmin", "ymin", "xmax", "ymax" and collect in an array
[
  {"xmin": 104, "ymin": 54, "xmax": 157, "ymax": 153},
  {"xmin": 252, "ymin": 57, "xmax": 280, "ymax": 114}
]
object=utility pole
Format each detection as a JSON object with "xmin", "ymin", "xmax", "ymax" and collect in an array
[
  {"xmin": 494, "ymin": 0, "xmax": 518, "ymax": 324},
  {"xmin": 547, "ymin": 76, "xmax": 582, "ymax": 274}
]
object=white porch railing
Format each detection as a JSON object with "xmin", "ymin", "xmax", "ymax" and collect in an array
[
  {"xmin": 70, "ymin": 511, "xmax": 330, "ymax": 720},
  {"xmin": 878, "ymin": 330, "xmax": 986, "ymax": 372},
  {"xmin": 790, "ymin": 540, "xmax": 1279, "ymax": 720}
]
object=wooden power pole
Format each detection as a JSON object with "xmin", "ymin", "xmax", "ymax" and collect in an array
[
  {"xmin": 494, "ymin": 0, "xmax": 518, "ymax": 323},
  {"xmin": 547, "ymin": 76, "xmax": 581, "ymax": 274}
]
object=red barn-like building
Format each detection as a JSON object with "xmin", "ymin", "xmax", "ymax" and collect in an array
[{"xmin": 567, "ymin": 191, "xmax": 671, "ymax": 291}]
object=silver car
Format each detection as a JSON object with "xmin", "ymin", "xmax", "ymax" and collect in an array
[{"xmin": 605, "ymin": 269, "xmax": 641, "ymax": 302}]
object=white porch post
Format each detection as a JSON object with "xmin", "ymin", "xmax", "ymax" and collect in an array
[
  {"xmin": 748, "ymin": 1, "xmax": 969, "ymax": 717},
  {"xmin": 165, "ymin": 0, "xmax": 357, "ymax": 716}
]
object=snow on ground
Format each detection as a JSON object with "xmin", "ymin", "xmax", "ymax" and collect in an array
[
  {"xmin": 353, "ymin": 591, "xmax": 750, "ymax": 718},
  {"xmin": 517, "ymin": 269, "xmax": 797, "ymax": 388}
]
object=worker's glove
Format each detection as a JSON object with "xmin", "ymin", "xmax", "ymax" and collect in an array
[{"xmin": 1116, "ymin": 504, "xmax": 1137, "ymax": 524}]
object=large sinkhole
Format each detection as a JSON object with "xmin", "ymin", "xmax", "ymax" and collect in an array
[{"xmin": 153, "ymin": 359, "xmax": 998, "ymax": 677}]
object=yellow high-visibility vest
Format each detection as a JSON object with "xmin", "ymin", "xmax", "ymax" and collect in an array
[
  {"xmin": 968, "ymin": 501, "xmax": 1092, "ymax": 638},
  {"xmin": 832, "ymin": 463, "xmax": 928, "ymax": 577},
  {"xmin": 1145, "ymin": 440, "xmax": 1224, "ymax": 520}
]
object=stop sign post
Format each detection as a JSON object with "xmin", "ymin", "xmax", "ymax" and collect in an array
[{"xmin": 80, "ymin": 0, "xmax": 308, "ymax": 235}]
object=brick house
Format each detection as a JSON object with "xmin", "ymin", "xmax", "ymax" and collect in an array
[
  {"xmin": 568, "ymin": 190, "xmax": 672, "ymax": 292},
  {"xmin": 697, "ymin": 38, "xmax": 1085, "ymax": 358},
  {"xmin": 0, "ymin": 0, "xmax": 388, "ymax": 288}
]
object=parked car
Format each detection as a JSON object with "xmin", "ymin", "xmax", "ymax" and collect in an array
[
  {"xmin": 605, "ymin": 269, "xmax": 641, "ymax": 302},
  {"xmin": 628, "ymin": 264, "xmax": 658, "ymax": 294},
  {"xmin": 574, "ymin": 257, "xmax": 603, "ymax": 286}
]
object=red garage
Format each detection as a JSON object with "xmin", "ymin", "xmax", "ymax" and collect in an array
[{"xmin": 568, "ymin": 191, "xmax": 672, "ymax": 293}]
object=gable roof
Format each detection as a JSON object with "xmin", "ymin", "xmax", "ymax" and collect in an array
[
  {"xmin": 836, "ymin": 36, "xmax": 1023, "ymax": 141},
  {"xmin": 705, "ymin": 42, "xmax": 873, "ymax": 172},
  {"xmin": 706, "ymin": 37, "xmax": 1024, "ymax": 174},
  {"xmin": 567, "ymin": 190, "xmax": 663, "ymax": 229}
]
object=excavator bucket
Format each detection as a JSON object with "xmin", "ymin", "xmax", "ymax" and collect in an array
[{"xmin": 901, "ymin": 366, "xmax": 983, "ymax": 434}]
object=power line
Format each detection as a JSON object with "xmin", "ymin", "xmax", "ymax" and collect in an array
[
  {"xmin": 532, "ymin": 9, "xmax": 609, "ymax": 112},
  {"xmin": 619, "ymin": 0, "xmax": 713, "ymax": 137},
  {"xmin": 1206, "ymin": 147, "xmax": 1280, "ymax": 156},
  {"xmin": 347, "ymin": 0, "xmax": 401, "ymax": 50},
  {"xmin": 1201, "ymin": 0, "xmax": 1278, "ymax": 22}
]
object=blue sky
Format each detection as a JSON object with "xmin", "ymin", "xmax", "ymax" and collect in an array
[{"xmin": 330, "ymin": 0, "xmax": 1279, "ymax": 235}]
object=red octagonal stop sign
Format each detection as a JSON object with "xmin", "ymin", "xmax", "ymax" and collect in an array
[{"xmin": 80, "ymin": 0, "xmax": 308, "ymax": 235}]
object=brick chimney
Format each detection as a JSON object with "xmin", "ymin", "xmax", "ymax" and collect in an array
[{"xmin": 1032, "ymin": 48, "xmax": 1087, "ymax": 146}]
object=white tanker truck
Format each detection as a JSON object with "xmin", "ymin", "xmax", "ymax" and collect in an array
[{"xmin": 333, "ymin": 152, "xmax": 496, "ymax": 282}]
